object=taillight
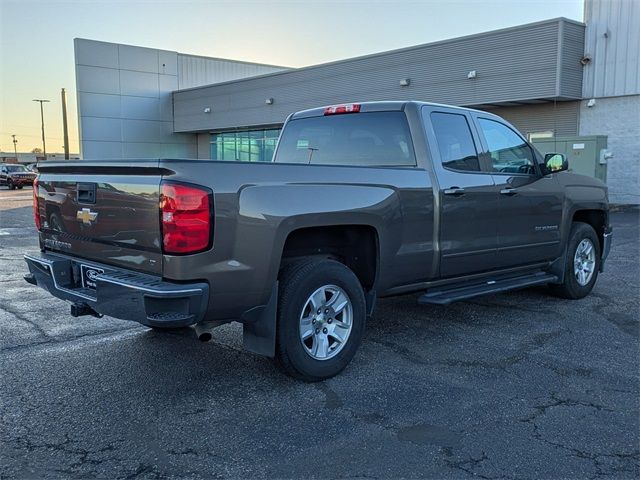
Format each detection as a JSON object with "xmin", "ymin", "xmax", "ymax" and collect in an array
[
  {"xmin": 32, "ymin": 177, "xmax": 41, "ymax": 230},
  {"xmin": 160, "ymin": 182, "xmax": 212, "ymax": 254},
  {"xmin": 324, "ymin": 103, "xmax": 361, "ymax": 115}
]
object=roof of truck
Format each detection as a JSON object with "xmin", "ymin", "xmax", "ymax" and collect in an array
[{"xmin": 290, "ymin": 101, "xmax": 488, "ymax": 120}]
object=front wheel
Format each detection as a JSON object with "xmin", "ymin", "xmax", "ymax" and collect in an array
[
  {"xmin": 275, "ymin": 258, "xmax": 366, "ymax": 381},
  {"xmin": 8, "ymin": 180, "xmax": 15, "ymax": 190},
  {"xmin": 550, "ymin": 222, "xmax": 600, "ymax": 299}
]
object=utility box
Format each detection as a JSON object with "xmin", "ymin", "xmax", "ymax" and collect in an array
[{"xmin": 532, "ymin": 135, "xmax": 609, "ymax": 183}]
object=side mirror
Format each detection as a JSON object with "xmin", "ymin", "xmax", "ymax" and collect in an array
[{"xmin": 544, "ymin": 153, "xmax": 568, "ymax": 174}]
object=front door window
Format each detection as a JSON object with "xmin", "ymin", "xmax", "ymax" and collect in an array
[{"xmin": 478, "ymin": 118, "xmax": 536, "ymax": 175}]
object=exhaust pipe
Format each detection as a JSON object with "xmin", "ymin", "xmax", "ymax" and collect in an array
[{"xmin": 193, "ymin": 320, "xmax": 225, "ymax": 342}]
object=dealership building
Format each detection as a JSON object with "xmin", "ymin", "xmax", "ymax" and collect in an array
[{"xmin": 75, "ymin": 0, "xmax": 638, "ymax": 203}]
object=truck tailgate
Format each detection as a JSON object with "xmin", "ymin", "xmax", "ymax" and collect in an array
[{"xmin": 35, "ymin": 160, "xmax": 165, "ymax": 275}]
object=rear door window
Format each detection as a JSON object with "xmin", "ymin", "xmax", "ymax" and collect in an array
[
  {"xmin": 430, "ymin": 112, "xmax": 481, "ymax": 172},
  {"xmin": 274, "ymin": 112, "xmax": 416, "ymax": 167}
]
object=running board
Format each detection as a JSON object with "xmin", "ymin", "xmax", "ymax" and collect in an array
[{"xmin": 418, "ymin": 272, "xmax": 558, "ymax": 305}]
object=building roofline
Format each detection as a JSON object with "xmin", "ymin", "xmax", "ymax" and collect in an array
[
  {"xmin": 74, "ymin": 37, "xmax": 290, "ymax": 70},
  {"xmin": 173, "ymin": 17, "xmax": 585, "ymax": 94},
  {"xmin": 177, "ymin": 52, "xmax": 288, "ymax": 70}
]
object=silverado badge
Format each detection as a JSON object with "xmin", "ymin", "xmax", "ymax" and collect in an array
[{"xmin": 76, "ymin": 208, "xmax": 98, "ymax": 225}]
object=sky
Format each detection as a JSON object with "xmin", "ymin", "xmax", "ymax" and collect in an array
[{"xmin": 0, "ymin": 0, "xmax": 583, "ymax": 154}]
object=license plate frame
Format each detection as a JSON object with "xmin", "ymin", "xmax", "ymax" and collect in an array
[{"xmin": 80, "ymin": 264, "xmax": 104, "ymax": 290}]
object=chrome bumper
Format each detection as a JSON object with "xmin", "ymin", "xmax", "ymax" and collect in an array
[{"xmin": 24, "ymin": 252, "xmax": 208, "ymax": 327}]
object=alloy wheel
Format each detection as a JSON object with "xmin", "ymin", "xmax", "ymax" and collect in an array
[{"xmin": 299, "ymin": 284, "xmax": 353, "ymax": 360}]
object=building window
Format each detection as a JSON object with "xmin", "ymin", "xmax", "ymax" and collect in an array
[{"xmin": 210, "ymin": 128, "xmax": 281, "ymax": 162}]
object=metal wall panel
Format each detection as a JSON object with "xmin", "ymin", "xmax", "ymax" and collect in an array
[
  {"xmin": 177, "ymin": 55, "xmax": 285, "ymax": 90},
  {"xmin": 74, "ymin": 39, "xmax": 119, "ymax": 69},
  {"xmin": 560, "ymin": 21, "xmax": 587, "ymax": 98},
  {"xmin": 174, "ymin": 18, "xmax": 584, "ymax": 133},
  {"xmin": 75, "ymin": 39, "xmax": 284, "ymax": 159},
  {"xmin": 582, "ymin": 0, "xmax": 640, "ymax": 97},
  {"xmin": 481, "ymin": 101, "xmax": 580, "ymax": 137}
]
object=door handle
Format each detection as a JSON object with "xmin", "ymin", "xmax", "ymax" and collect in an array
[
  {"xmin": 500, "ymin": 188, "xmax": 518, "ymax": 196},
  {"xmin": 443, "ymin": 187, "xmax": 465, "ymax": 196}
]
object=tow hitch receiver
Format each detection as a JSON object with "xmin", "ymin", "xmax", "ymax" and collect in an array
[{"xmin": 70, "ymin": 302, "xmax": 103, "ymax": 318}]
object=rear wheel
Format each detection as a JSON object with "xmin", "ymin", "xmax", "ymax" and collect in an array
[
  {"xmin": 8, "ymin": 180, "xmax": 15, "ymax": 190},
  {"xmin": 550, "ymin": 222, "xmax": 600, "ymax": 299},
  {"xmin": 17, "ymin": 185, "xmax": 23, "ymax": 190},
  {"xmin": 275, "ymin": 258, "xmax": 366, "ymax": 381}
]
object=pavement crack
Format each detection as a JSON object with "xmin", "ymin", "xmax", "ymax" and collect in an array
[
  {"xmin": 370, "ymin": 329, "xmax": 563, "ymax": 373},
  {"xmin": 124, "ymin": 463, "xmax": 162, "ymax": 479},
  {"xmin": 444, "ymin": 451, "xmax": 503, "ymax": 479},
  {"xmin": 519, "ymin": 392, "xmax": 638, "ymax": 477},
  {"xmin": 519, "ymin": 392, "xmax": 613, "ymax": 424},
  {"xmin": 13, "ymin": 434, "xmax": 121, "ymax": 473},
  {"xmin": 1, "ymin": 302, "xmax": 52, "ymax": 339}
]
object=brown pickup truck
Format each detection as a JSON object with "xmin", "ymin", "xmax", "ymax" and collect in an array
[{"xmin": 24, "ymin": 101, "xmax": 612, "ymax": 380}]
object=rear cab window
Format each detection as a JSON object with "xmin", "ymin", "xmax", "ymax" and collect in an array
[{"xmin": 274, "ymin": 112, "xmax": 416, "ymax": 167}]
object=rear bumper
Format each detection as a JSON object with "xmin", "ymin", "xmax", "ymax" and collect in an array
[
  {"xmin": 24, "ymin": 252, "xmax": 208, "ymax": 328},
  {"xmin": 600, "ymin": 227, "xmax": 613, "ymax": 271}
]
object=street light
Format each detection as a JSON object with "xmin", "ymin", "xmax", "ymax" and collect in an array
[
  {"xmin": 32, "ymin": 99, "xmax": 50, "ymax": 158},
  {"xmin": 12, "ymin": 134, "xmax": 18, "ymax": 159}
]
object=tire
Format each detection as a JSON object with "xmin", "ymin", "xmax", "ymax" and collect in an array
[
  {"xmin": 17, "ymin": 185, "xmax": 23, "ymax": 190},
  {"xmin": 549, "ymin": 222, "xmax": 600, "ymax": 299},
  {"xmin": 8, "ymin": 180, "xmax": 15, "ymax": 190},
  {"xmin": 275, "ymin": 258, "xmax": 366, "ymax": 381}
]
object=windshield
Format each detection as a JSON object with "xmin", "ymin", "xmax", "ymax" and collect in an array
[{"xmin": 4, "ymin": 165, "xmax": 27, "ymax": 173}]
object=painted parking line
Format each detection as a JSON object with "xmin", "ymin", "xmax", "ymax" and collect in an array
[
  {"xmin": 0, "ymin": 228, "xmax": 34, "ymax": 235},
  {"xmin": 0, "ymin": 195, "xmax": 34, "ymax": 200},
  {"xmin": 1, "ymin": 327, "xmax": 146, "ymax": 360}
]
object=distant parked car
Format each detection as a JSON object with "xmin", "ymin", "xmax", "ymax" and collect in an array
[{"xmin": 0, "ymin": 164, "xmax": 37, "ymax": 189}]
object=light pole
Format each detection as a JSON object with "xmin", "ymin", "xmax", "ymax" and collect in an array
[
  {"xmin": 61, "ymin": 88, "xmax": 69, "ymax": 160},
  {"xmin": 12, "ymin": 135, "xmax": 18, "ymax": 159},
  {"xmin": 32, "ymin": 99, "xmax": 50, "ymax": 158}
]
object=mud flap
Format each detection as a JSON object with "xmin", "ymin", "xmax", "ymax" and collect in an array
[
  {"xmin": 365, "ymin": 289, "xmax": 376, "ymax": 320},
  {"xmin": 548, "ymin": 245, "xmax": 569, "ymax": 284},
  {"xmin": 242, "ymin": 282, "xmax": 278, "ymax": 357}
]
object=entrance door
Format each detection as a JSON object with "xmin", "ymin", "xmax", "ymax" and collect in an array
[{"xmin": 422, "ymin": 106, "xmax": 499, "ymax": 278}]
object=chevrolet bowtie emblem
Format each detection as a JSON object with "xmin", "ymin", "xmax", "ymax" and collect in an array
[{"xmin": 76, "ymin": 208, "xmax": 98, "ymax": 225}]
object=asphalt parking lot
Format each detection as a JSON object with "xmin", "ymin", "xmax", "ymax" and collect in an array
[{"xmin": 0, "ymin": 187, "xmax": 638, "ymax": 479}]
